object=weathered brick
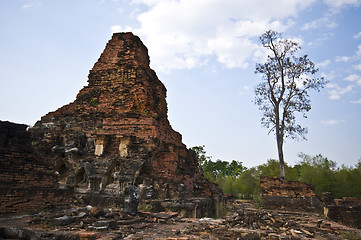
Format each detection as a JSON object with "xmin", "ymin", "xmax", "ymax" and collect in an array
[
  {"xmin": 0, "ymin": 120, "xmax": 73, "ymax": 215},
  {"xmin": 260, "ymin": 176, "xmax": 322, "ymax": 212},
  {"xmin": 27, "ymin": 32, "xmax": 222, "ymax": 217}
]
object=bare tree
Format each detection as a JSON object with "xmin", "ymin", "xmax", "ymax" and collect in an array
[{"xmin": 254, "ymin": 30, "xmax": 326, "ymax": 179}]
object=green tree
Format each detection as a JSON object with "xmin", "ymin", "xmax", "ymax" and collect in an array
[
  {"xmin": 298, "ymin": 153, "xmax": 337, "ymax": 196},
  {"xmin": 254, "ymin": 30, "xmax": 326, "ymax": 179},
  {"xmin": 258, "ymin": 159, "xmax": 280, "ymax": 177},
  {"xmin": 191, "ymin": 145, "xmax": 246, "ymax": 179},
  {"xmin": 191, "ymin": 146, "xmax": 250, "ymax": 197},
  {"xmin": 257, "ymin": 158, "xmax": 298, "ymax": 180},
  {"xmin": 202, "ymin": 159, "xmax": 246, "ymax": 179},
  {"xmin": 237, "ymin": 167, "xmax": 260, "ymax": 199},
  {"xmin": 190, "ymin": 145, "xmax": 211, "ymax": 166},
  {"xmin": 333, "ymin": 161, "xmax": 361, "ymax": 198}
]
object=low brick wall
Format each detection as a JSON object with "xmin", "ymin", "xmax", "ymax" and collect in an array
[
  {"xmin": 260, "ymin": 176, "xmax": 322, "ymax": 212},
  {"xmin": 1, "ymin": 187, "xmax": 73, "ymax": 215},
  {"xmin": 0, "ymin": 121, "xmax": 74, "ymax": 215},
  {"xmin": 323, "ymin": 193, "xmax": 361, "ymax": 229}
]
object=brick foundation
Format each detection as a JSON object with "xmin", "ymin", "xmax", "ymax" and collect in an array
[{"xmin": 260, "ymin": 176, "xmax": 322, "ymax": 212}]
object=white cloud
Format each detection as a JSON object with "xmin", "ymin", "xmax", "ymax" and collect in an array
[
  {"xmin": 317, "ymin": 59, "xmax": 331, "ymax": 68},
  {"xmin": 321, "ymin": 119, "xmax": 341, "ymax": 125},
  {"xmin": 350, "ymin": 98, "xmax": 361, "ymax": 103},
  {"xmin": 301, "ymin": 13, "xmax": 337, "ymax": 30},
  {"xmin": 345, "ymin": 74, "xmax": 361, "ymax": 86},
  {"xmin": 327, "ymin": 83, "xmax": 353, "ymax": 99},
  {"xmin": 354, "ymin": 31, "xmax": 361, "ymax": 39},
  {"xmin": 326, "ymin": 83, "xmax": 338, "ymax": 88},
  {"xmin": 116, "ymin": 8, "xmax": 124, "ymax": 13},
  {"xmin": 22, "ymin": 2, "xmax": 42, "ymax": 9},
  {"xmin": 110, "ymin": 25, "xmax": 133, "ymax": 33},
  {"xmin": 334, "ymin": 45, "xmax": 361, "ymax": 66},
  {"xmin": 100, "ymin": 0, "xmax": 122, "ymax": 3},
  {"xmin": 324, "ymin": 0, "xmax": 361, "ymax": 9},
  {"xmin": 322, "ymin": 71, "xmax": 336, "ymax": 81},
  {"xmin": 357, "ymin": 44, "xmax": 361, "ymax": 56},
  {"xmin": 127, "ymin": 0, "xmax": 316, "ymax": 72},
  {"xmin": 207, "ymin": 36, "xmax": 257, "ymax": 69},
  {"xmin": 327, "ymin": 21, "xmax": 338, "ymax": 28},
  {"xmin": 345, "ymin": 74, "xmax": 361, "ymax": 82},
  {"xmin": 307, "ymin": 32, "xmax": 334, "ymax": 47},
  {"xmin": 22, "ymin": 4, "xmax": 33, "ymax": 9},
  {"xmin": 335, "ymin": 56, "xmax": 351, "ymax": 62},
  {"xmin": 238, "ymin": 85, "xmax": 251, "ymax": 95},
  {"xmin": 353, "ymin": 62, "xmax": 361, "ymax": 71},
  {"xmin": 302, "ymin": 20, "xmax": 322, "ymax": 30},
  {"xmin": 132, "ymin": 0, "xmax": 159, "ymax": 5}
]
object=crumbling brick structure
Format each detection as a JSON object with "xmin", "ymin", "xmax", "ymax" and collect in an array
[
  {"xmin": 0, "ymin": 121, "xmax": 73, "ymax": 215},
  {"xmin": 260, "ymin": 176, "xmax": 322, "ymax": 212},
  {"xmin": 30, "ymin": 32, "xmax": 223, "ymax": 217},
  {"xmin": 323, "ymin": 192, "xmax": 361, "ymax": 229}
]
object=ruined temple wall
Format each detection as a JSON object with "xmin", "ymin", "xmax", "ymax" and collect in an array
[
  {"xmin": 260, "ymin": 176, "xmax": 322, "ymax": 212},
  {"xmin": 323, "ymin": 193, "xmax": 361, "ymax": 229},
  {"xmin": 28, "ymin": 32, "xmax": 223, "ymax": 217},
  {"xmin": 1, "ymin": 185, "xmax": 73, "ymax": 215},
  {"xmin": 260, "ymin": 176, "xmax": 316, "ymax": 198},
  {"xmin": 327, "ymin": 204, "xmax": 361, "ymax": 229},
  {"xmin": 0, "ymin": 121, "xmax": 73, "ymax": 215},
  {"xmin": 90, "ymin": 32, "xmax": 150, "ymax": 72}
]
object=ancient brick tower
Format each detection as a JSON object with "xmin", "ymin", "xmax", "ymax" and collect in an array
[{"xmin": 31, "ymin": 32, "xmax": 223, "ymax": 217}]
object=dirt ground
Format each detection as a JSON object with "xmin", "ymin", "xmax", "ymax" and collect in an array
[{"xmin": 1, "ymin": 200, "xmax": 360, "ymax": 240}]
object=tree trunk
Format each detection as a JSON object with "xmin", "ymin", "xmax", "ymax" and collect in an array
[
  {"xmin": 275, "ymin": 102, "xmax": 286, "ymax": 180},
  {"xmin": 276, "ymin": 133, "xmax": 286, "ymax": 179}
]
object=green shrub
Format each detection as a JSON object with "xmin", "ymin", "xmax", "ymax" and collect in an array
[{"xmin": 90, "ymin": 97, "xmax": 98, "ymax": 106}]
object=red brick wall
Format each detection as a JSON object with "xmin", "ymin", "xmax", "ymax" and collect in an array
[
  {"xmin": 0, "ymin": 121, "xmax": 73, "ymax": 215},
  {"xmin": 323, "ymin": 193, "xmax": 361, "ymax": 229},
  {"xmin": 260, "ymin": 176, "xmax": 322, "ymax": 212}
]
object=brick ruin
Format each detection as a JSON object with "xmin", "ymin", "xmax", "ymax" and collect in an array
[
  {"xmin": 260, "ymin": 177, "xmax": 361, "ymax": 229},
  {"xmin": 323, "ymin": 192, "xmax": 361, "ymax": 229},
  {"xmin": 260, "ymin": 176, "xmax": 323, "ymax": 212},
  {"xmin": 28, "ymin": 32, "xmax": 223, "ymax": 217},
  {"xmin": 0, "ymin": 121, "xmax": 73, "ymax": 215}
]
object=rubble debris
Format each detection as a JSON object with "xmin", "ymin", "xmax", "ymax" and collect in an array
[{"xmin": 1, "ymin": 200, "xmax": 360, "ymax": 239}]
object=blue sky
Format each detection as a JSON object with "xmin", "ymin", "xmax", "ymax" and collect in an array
[{"xmin": 0, "ymin": 0, "xmax": 360, "ymax": 168}]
